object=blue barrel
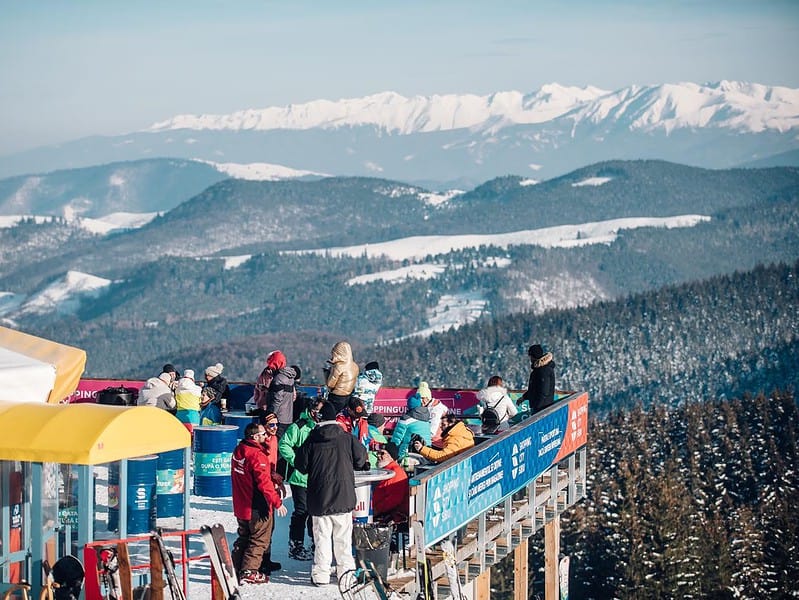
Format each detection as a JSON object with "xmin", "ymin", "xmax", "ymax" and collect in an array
[
  {"xmin": 223, "ymin": 412, "xmax": 258, "ymax": 441},
  {"xmin": 108, "ymin": 455, "xmax": 157, "ymax": 534},
  {"xmin": 193, "ymin": 426, "xmax": 238, "ymax": 497},
  {"xmin": 156, "ymin": 449, "xmax": 186, "ymax": 518}
]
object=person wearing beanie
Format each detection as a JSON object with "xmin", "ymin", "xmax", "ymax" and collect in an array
[
  {"xmin": 521, "ymin": 344, "xmax": 556, "ymax": 413},
  {"xmin": 353, "ymin": 360, "xmax": 383, "ymax": 414},
  {"xmin": 417, "ymin": 381, "xmax": 448, "ymax": 443},
  {"xmin": 372, "ymin": 441, "xmax": 409, "ymax": 525},
  {"xmin": 204, "ymin": 362, "xmax": 230, "ymax": 411},
  {"xmin": 278, "ymin": 397, "xmax": 325, "ymax": 562},
  {"xmin": 324, "ymin": 341, "xmax": 359, "ymax": 414},
  {"xmin": 336, "ymin": 396, "xmax": 369, "ymax": 447},
  {"xmin": 175, "ymin": 369, "xmax": 202, "ymax": 425},
  {"xmin": 252, "ymin": 351, "xmax": 287, "ymax": 413},
  {"xmin": 137, "ymin": 371, "xmax": 177, "ymax": 412},
  {"xmin": 294, "ymin": 401, "xmax": 368, "ymax": 587},
  {"xmin": 390, "ymin": 392, "xmax": 431, "ymax": 459},
  {"xmin": 162, "ymin": 363, "xmax": 180, "ymax": 390},
  {"xmin": 199, "ymin": 386, "xmax": 223, "ymax": 425}
]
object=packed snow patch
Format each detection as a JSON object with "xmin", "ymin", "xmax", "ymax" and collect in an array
[
  {"xmin": 20, "ymin": 271, "xmax": 114, "ymax": 315},
  {"xmin": 572, "ymin": 177, "xmax": 613, "ymax": 187},
  {"xmin": 79, "ymin": 212, "xmax": 160, "ymax": 234},
  {"xmin": 417, "ymin": 190, "xmax": 463, "ymax": 206},
  {"xmin": 293, "ymin": 215, "xmax": 710, "ymax": 261},
  {"xmin": 347, "ymin": 263, "xmax": 446, "ymax": 285},
  {"xmin": 198, "ymin": 160, "xmax": 326, "ymax": 181}
]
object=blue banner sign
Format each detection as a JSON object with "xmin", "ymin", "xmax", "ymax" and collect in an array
[{"xmin": 419, "ymin": 393, "xmax": 588, "ymax": 545}]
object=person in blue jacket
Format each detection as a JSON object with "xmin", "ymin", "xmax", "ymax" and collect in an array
[{"xmin": 390, "ymin": 392, "xmax": 431, "ymax": 458}]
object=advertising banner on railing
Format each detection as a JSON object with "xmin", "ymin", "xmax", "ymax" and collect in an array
[{"xmin": 420, "ymin": 392, "xmax": 588, "ymax": 545}]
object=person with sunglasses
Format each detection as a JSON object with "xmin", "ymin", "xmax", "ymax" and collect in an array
[
  {"xmin": 231, "ymin": 423, "xmax": 288, "ymax": 585},
  {"xmin": 258, "ymin": 414, "xmax": 285, "ymax": 576}
]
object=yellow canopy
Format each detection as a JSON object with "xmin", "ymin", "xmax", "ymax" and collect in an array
[
  {"xmin": 0, "ymin": 402, "xmax": 191, "ymax": 464},
  {"xmin": 0, "ymin": 326, "xmax": 86, "ymax": 404}
]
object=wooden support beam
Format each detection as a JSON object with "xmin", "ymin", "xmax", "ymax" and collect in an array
[
  {"xmin": 513, "ymin": 537, "xmax": 528, "ymax": 600},
  {"xmin": 544, "ymin": 517, "xmax": 560, "ymax": 600},
  {"xmin": 474, "ymin": 566, "xmax": 491, "ymax": 600}
]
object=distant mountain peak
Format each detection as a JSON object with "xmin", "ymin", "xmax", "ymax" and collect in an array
[{"xmin": 145, "ymin": 81, "xmax": 798, "ymax": 137}]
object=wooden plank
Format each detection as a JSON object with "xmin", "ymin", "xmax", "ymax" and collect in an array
[
  {"xmin": 116, "ymin": 542, "xmax": 133, "ymax": 600},
  {"xmin": 544, "ymin": 518, "xmax": 560, "ymax": 600},
  {"xmin": 514, "ymin": 538, "xmax": 528, "ymax": 600},
  {"xmin": 474, "ymin": 567, "xmax": 491, "ymax": 600},
  {"xmin": 149, "ymin": 537, "xmax": 165, "ymax": 600}
]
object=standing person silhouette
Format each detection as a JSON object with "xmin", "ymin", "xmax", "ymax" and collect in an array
[
  {"xmin": 521, "ymin": 344, "xmax": 556, "ymax": 414},
  {"xmin": 295, "ymin": 402, "xmax": 368, "ymax": 587}
]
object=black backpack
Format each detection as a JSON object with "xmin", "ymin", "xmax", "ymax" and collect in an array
[{"xmin": 481, "ymin": 406, "xmax": 501, "ymax": 432}]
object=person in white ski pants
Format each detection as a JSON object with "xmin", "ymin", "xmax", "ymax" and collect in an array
[{"xmin": 294, "ymin": 401, "xmax": 369, "ymax": 586}]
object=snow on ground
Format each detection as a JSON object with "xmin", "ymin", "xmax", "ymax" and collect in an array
[
  {"xmin": 571, "ymin": 176, "xmax": 612, "ymax": 187},
  {"xmin": 292, "ymin": 215, "xmax": 710, "ymax": 261},
  {"xmin": 78, "ymin": 212, "xmax": 160, "ymax": 234},
  {"xmin": 346, "ymin": 263, "xmax": 446, "ymax": 286},
  {"xmin": 0, "ymin": 215, "xmax": 52, "ymax": 228},
  {"xmin": 519, "ymin": 178, "xmax": 539, "ymax": 186},
  {"xmin": 18, "ymin": 271, "xmax": 113, "ymax": 315},
  {"xmin": 392, "ymin": 291, "xmax": 488, "ymax": 341},
  {"xmin": 417, "ymin": 190, "xmax": 463, "ymax": 206},
  {"xmin": 506, "ymin": 272, "xmax": 610, "ymax": 314},
  {"xmin": 0, "ymin": 213, "xmax": 158, "ymax": 234},
  {"xmin": 197, "ymin": 160, "xmax": 327, "ymax": 181}
]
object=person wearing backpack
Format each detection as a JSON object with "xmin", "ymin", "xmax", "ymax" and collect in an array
[{"xmin": 476, "ymin": 375, "xmax": 518, "ymax": 433}]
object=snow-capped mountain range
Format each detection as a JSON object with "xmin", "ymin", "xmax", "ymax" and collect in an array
[
  {"xmin": 149, "ymin": 81, "xmax": 798, "ymax": 136},
  {"xmin": 1, "ymin": 81, "xmax": 797, "ymax": 185}
]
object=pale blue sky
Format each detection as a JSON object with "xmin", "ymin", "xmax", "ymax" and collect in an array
[{"xmin": 1, "ymin": 0, "xmax": 797, "ymax": 156}]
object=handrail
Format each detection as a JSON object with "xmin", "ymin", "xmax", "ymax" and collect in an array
[
  {"xmin": 83, "ymin": 530, "xmax": 206, "ymax": 600},
  {"xmin": 409, "ymin": 391, "xmax": 588, "ymax": 547}
]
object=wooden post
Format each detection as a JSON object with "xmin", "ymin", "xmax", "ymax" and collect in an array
[
  {"xmin": 544, "ymin": 517, "xmax": 560, "ymax": 600},
  {"xmin": 514, "ymin": 538, "xmax": 529, "ymax": 600},
  {"xmin": 474, "ymin": 567, "xmax": 491, "ymax": 600},
  {"xmin": 149, "ymin": 537, "xmax": 165, "ymax": 600}
]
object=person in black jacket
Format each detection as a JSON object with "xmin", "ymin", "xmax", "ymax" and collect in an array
[
  {"xmin": 294, "ymin": 401, "xmax": 369, "ymax": 587},
  {"xmin": 521, "ymin": 344, "xmax": 556, "ymax": 413}
]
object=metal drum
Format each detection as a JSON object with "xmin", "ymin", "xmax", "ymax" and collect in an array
[
  {"xmin": 108, "ymin": 455, "xmax": 157, "ymax": 534},
  {"xmin": 193, "ymin": 425, "xmax": 238, "ymax": 497},
  {"xmin": 223, "ymin": 412, "xmax": 259, "ymax": 442},
  {"xmin": 156, "ymin": 449, "xmax": 185, "ymax": 518}
]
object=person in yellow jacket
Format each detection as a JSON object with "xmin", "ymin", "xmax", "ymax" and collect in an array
[
  {"xmin": 411, "ymin": 412, "xmax": 475, "ymax": 463},
  {"xmin": 175, "ymin": 369, "xmax": 201, "ymax": 425}
]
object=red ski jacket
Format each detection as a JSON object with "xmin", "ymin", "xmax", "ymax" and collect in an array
[{"xmin": 231, "ymin": 439, "xmax": 282, "ymax": 521}]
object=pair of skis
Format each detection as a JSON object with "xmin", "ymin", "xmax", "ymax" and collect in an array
[
  {"xmin": 440, "ymin": 539, "xmax": 466, "ymax": 600},
  {"xmin": 150, "ymin": 529, "xmax": 186, "ymax": 600},
  {"xmin": 412, "ymin": 521, "xmax": 466, "ymax": 600},
  {"xmin": 200, "ymin": 523, "xmax": 241, "ymax": 600}
]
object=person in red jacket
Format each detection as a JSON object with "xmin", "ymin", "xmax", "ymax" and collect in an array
[
  {"xmin": 372, "ymin": 442, "xmax": 409, "ymax": 524},
  {"xmin": 231, "ymin": 422, "xmax": 287, "ymax": 584}
]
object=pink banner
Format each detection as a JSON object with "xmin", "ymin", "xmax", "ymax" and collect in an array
[{"xmin": 67, "ymin": 379, "xmax": 145, "ymax": 404}]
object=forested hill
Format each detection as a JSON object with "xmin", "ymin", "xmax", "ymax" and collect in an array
[
  {"xmin": 370, "ymin": 260, "xmax": 799, "ymax": 415},
  {"xmin": 512, "ymin": 393, "xmax": 798, "ymax": 599}
]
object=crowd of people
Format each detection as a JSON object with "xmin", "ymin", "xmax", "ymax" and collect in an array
[{"xmin": 142, "ymin": 340, "xmax": 557, "ymax": 587}]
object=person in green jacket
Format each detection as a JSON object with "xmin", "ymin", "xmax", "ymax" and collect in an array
[{"xmin": 277, "ymin": 396, "xmax": 323, "ymax": 561}]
